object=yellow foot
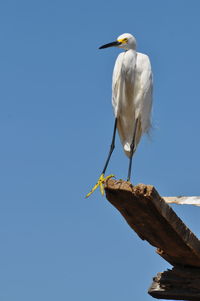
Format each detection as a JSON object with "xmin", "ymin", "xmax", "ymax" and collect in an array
[{"xmin": 86, "ymin": 174, "xmax": 115, "ymax": 198}]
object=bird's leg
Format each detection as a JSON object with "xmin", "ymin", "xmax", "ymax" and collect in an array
[
  {"xmin": 86, "ymin": 118, "xmax": 117, "ymax": 198},
  {"xmin": 127, "ymin": 119, "xmax": 139, "ymax": 182},
  {"xmin": 102, "ymin": 118, "xmax": 117, "ymax": 175}
]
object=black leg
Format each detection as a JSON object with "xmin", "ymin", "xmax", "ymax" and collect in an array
[
  {"xmin": 127, "ymin": 119, "xmax": 139, "ymax": 181},
  {"xmin": 102, "ymin": 118, "xmax": 117, "ymax": 174},
  {"xmin": 85, "ymin": 118, "xmax": 117, "ymax": 198}
]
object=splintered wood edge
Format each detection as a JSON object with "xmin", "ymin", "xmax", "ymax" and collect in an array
[
  {"xmin": 104, "ymin": 178, "xmax": 155, "ymax": 197},
  {"xmin": 148, "ymin": 266, "xmax": 200, "ymax": 300},
  {"xmin": 104, "ymin": 179, "xmax": 200, "ymax": 266},
  {"xmin": 105, "ymin": 179, "xmax": 200, "ymax": 206}
]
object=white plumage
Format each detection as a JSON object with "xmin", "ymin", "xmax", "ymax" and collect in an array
[
  {"xmin": 86, "ymin": 33, "xmax": 153, "ymax": 197},
  {"xmin": 111, "ymin": 33, "xmax": 153, "ymax": 157}
]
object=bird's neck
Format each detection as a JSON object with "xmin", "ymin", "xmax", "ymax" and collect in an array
[{"xmin": 122, "ymin": 47, "xmax": 136, "ymax": 53}]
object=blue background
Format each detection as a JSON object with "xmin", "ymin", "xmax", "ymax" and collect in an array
[{"xmin": 0, "ymin": 0, "xmax": 200, "ymax": 300}]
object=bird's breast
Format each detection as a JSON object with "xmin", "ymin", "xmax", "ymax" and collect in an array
[{"xmin": 121, "ymin": 51, "xmax": 136, "ymax": 88}]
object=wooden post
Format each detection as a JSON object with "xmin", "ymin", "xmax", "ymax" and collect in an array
[
  {"xmin": 104, "ymin": 179, "xmax": 200, "ymax": 300},
  {"xmin": 148, "ymin": 266, "xmax": 200, "ymax": 300}
]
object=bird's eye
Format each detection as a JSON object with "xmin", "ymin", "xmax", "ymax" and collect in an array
[{"xmin": 123, "ymin": 38, "xmax": 128, "ymax": 43}]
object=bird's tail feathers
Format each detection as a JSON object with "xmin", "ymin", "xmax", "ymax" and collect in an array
[
  {"xmin": 124, "ymin": 143, "xmax": 131, "ymax": 153},
  {"xmin": 124, "ymin": 142, "xmax": 137, "ymax": 156}
]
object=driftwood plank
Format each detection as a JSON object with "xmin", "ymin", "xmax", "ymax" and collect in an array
[
  {"xmin": 148, "ymin": 266, "xmax": 200, "ymax": 300},
  {"xmin": 104, "ymin": 179, "xmax": 200, "ymax": 267},
  {"xmin": 163, "ymin": 196, "xmax": 200, "ymax": 206}
]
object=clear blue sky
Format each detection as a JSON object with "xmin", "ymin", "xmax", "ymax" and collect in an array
[{"xmin": 1, "ymin": 0, "xmax": 200, "ymax": 300}]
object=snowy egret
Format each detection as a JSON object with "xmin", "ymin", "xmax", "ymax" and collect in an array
[{"xmin": 86, "ymin": 33, "xmax": 153, "ymax": 198}]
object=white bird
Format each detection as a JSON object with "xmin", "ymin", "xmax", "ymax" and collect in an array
[{"xmin": 86, "ymin": 33, "xmax": 153, "ymax": 198}]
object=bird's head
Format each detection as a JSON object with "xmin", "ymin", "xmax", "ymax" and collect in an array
[{"xmin": 99, "ymin": 33, "xmax": 137, "ymax": 51}]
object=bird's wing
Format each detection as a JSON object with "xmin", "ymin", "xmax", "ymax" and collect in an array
[
  {"xmin": 112, "ymin": 51, "xmax": 139, "ymax": 157},
  {"xmin": 134, "ymin": 53, "xmax": 153, "ymax": 134},
  {"xmin": 112, "ymin": 52, "xmax": 125, "ymax": 117},
  {"xmin": 112, "ymin": 51, "xmax": 152, "ymax": 158}
]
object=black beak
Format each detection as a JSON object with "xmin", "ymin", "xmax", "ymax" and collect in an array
[{"xmin": 99, "ymin": 41, "xmax": 122, "ymax": 49}]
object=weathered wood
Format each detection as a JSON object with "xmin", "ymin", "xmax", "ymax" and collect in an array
[
  {"xmin": 104, "ymin": 179, "xmax": 200, "ymax": 267},
  {"xmin": 163, "ymin": 196, "xmax": 200, "ymax": 206},
  {"xmin": 148, "ymin": 266, "xmax": 200, "ymax": 300}
]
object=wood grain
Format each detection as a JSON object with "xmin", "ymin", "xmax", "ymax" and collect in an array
[
  {"xmin": 104, "ymin": 179, "xmax": 200, "ymax": 267},
  {"xmin": 149, "ymin": 266, "xmax": 200, "ymax": 300}
]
